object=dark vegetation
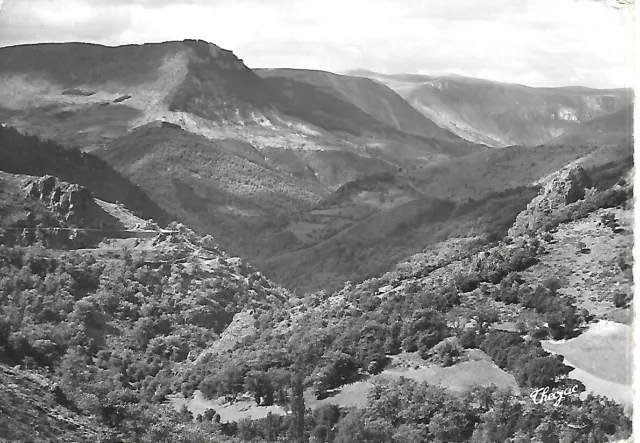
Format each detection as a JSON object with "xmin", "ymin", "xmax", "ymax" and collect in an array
[
  {"xmin": 0, "ymin": 126, "xmax": 171, "ymax": 225},
  {"xmin": 0, "ymin": 228, "xmax": 631, "ymax": 442},
  {"xmin": 492, "ymin": 274, "xmax": 591, "ymax": 340},
  {"xmin": 200, "ymin": 378, "xmax": 629, "ymax": 443},
  {"xmin": 113, "ymin": 95, "xmax": 132, "ymax": 103},
  {"xmin": 186, "ymin": 235, "xmax": 562, "ymax": 404},
  {"xmin": 264, "ymin": 185, "xmax": 540, "ymax": 294},
  {"xmin": 99, "ymin": 124, "xmax": 324, "ymax": 260},
  {"xmin": 0, "ymin": 226, "xmax": 289, "ymax": 442},
  {"xmin": 262, "ymin": 143, "xmax": 632, "ymax": 295},
  {"xmin": 176, "ymin": 168, "xmax": 631, "ymax": 441},
  {"xmin": 61, "ymin": 88, "xmax": 95, "ymax": 96}
]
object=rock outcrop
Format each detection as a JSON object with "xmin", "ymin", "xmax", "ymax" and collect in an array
[
  {"xmin": 23, "ymin": 175, "xmax": 122, "ymax": 230},
  {"xmin": 509, "ymin": 166, "xmax": 593, "ymax": 237}
]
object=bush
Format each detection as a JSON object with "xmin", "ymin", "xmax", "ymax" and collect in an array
[
  {"xmin": 613, "ymin": 292, "xmax": 630, "ymax": 308},
  {"xmin": 455, "ymin": 274, "xmax": 481, "ymax": 293},
  {"xmin": 432, "ymin": 337, "xmax": 463, "ymax": 367},
  {"xmin": 458, "ymin": 329, "xmax": 478, "ymax": 349},
  {"xmin": 417, "ymin": 331, "xmax": 446, "ymax": 359}
]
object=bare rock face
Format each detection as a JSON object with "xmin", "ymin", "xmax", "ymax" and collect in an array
[
  {"xmin": 508, "ymin": 166, "xmax": 593, "ymax": 237},
  {"xmin": 23, "ymin": 175, "xmax": 121, "ymax": 229}
]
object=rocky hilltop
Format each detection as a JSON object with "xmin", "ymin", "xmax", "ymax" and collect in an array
[
  {"xmin": 0, "ymin": 40, "xmax": 286, "ymax": 141},
  {"xmin": 23, "ymin": 175, "xmax": 122, "ymax": 230},
  {"xmin": 509, "ymin": 165, "xmax": 593, "ymax": 237}
]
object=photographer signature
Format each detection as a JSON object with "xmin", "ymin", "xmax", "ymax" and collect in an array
[{"xmin": 530, "ymin": 385, "xmax": 579, "ymax": 407}]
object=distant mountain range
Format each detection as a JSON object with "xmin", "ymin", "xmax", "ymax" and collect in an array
[
  {"xmin": 0, "ymin": 39, "xmax": 633, "ymax": 292},
  {"xmin": 346, "ymin": 69, "xmax": 633, "ymax": 147}
]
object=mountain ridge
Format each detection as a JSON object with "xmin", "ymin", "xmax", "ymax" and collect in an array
[
  {"xmin": 256, "ymin": 68, "xmax": 465, "ymax": 142},
  {"xmin": 345, "ymin": 69, "xmax": 633, "ymax": 147}
]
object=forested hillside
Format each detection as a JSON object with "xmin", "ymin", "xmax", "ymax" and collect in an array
[{"xmin": 0, "ymin": 143, "xmax": 633, "ymax": 441}]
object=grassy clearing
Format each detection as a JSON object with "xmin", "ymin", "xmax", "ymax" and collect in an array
[
  {"xmin": 542, "ymin": 321, "xmax": 633, "ymax": 412},
  {"xmin": 172, "ymin": 349, "xmax": 518, "ymax": 422},
  {"xmin": 307, "ymin": 351, "xmax": 520, "ymax": 410},
  {"xmin": 170, "ymin": 391, "xmax": 287, "ymax": 423},
  {"xmin": 384, "ymin": 350, "xmax": 519, "ymax": 393},
  {"xmin": 542, "ymin": 321, "xmax": 632, "ymax": 385}
]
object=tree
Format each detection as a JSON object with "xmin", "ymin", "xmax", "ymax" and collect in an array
[
  {"xmin": 219, "ymin": 363, "xmax": 246, "ymax": 400},
  {"xmin": 429, "ymin": 409, "xmax": 474, "ymax": 442},
  {"xmin": 455, "ymin": 273, "xmax": 480, "ymax": 293},
  {"xmin": 333, "ymin": 410, "xmax": 368, "ymax": 443},
  {"xmin": 417, "ymin": 330, "xmax": 445, "ymax": 359},
  {"xmin": 432, "ymin": 337, "xmax": 463, "ymax": 367},
  {"xmin": 402, "ymin": 309, "xmax": 448, "ymax": 355},
  {"xmin": 289, "ymin": 372, "xmax": 306, "ymax": 443},
  {"xmin": 517, "ymin": 356, "xmax": 571, "ymax": 388},
  {"xmin": 613, "ymin": 292, "xmax": 629, "ymax": 308},
  {"xmin": 178, "ymin": 404, "xmax": 193, "ymax": 423},
  {"xmin": 244, "ymin": 370, "xmax": 274, "ymax": 406},
  {"xmin": 476, "ymin": 308, "xmax": 499, "ymax": 333},
  {"xmin": 458, "ymin": 328, "xmax": 478, "ymax": 348}
]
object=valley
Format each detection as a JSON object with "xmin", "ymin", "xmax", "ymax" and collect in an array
[{"xmin": 0, "ymin": 37, "xmax": 634, "ymax": 443}]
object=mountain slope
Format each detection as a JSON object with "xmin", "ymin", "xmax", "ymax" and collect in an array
[
  {"xmin": 256, "ymin": 68, "xmax": 464, "ymax": 142},
  {"xmin": 0, "ymin": 41, "xmax": 481, "ymax": 164},
  {"xmin": 0, "ymin": 122, "xmax": 633, "ymax": 443},
  {"xmin": 550, "ymin": 105, "xmax": 634, "ymax": 146},
  {"xmin": 259, "ymin": 142, "xmax": 632, "ymax": 293},
  {"xmin": 0, "ymin": 165, "xmax": 290, "ymax": 441},
  {"xmin": 347, "ymin": 70, "xmax": 632, "ymax": 147},
  {"xmin": 98, "ymin": 123, "xmax": 328, "ymax": 257},
  {"xmin": 178, "ymin": 160, "xmax": 632, "ymax": 442},
  {"xmin": 2, "ymin": 160, "xmax": 632, "ymax": 442},
  {"xmin": 0, "ymin": 233, "xmax": 287, "ymax": 443},
  {"xmin": 0, "ymin": 41, "xmax": 485, "ymax": 252},
  {"xmin": 0, "ymin": 125, "xmax": 171, "ymax": 226},
  {"xmin": 0, "ymin": 39, "xmax": 291, "ymax": 150},
  {"xmin": 0, "ymin": 363, "xmax": 105, "ymax": 442}
]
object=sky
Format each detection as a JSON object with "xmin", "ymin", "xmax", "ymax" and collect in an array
[{"xmin": 0, "ymin": 0, "xmax": 635, "ymax": 88}]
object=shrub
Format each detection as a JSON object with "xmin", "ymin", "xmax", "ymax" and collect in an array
[
  {"xmin": 417, "ymin": 331, "xmax": 446, "ymax": 359},
  {"xmin": 432, "ymin": 337, "xmax": 463, "ymax": 367},
  {"xmin": 613, "ymin": 292, "xmax": 630, "ymax": 308},
  {"xmin": 458, "ymin": 329, "xmax": 478, "ymax": 349},
  {"xmin": 455, "ymin": 274, "xmax": 481, "ymax": 293}
]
